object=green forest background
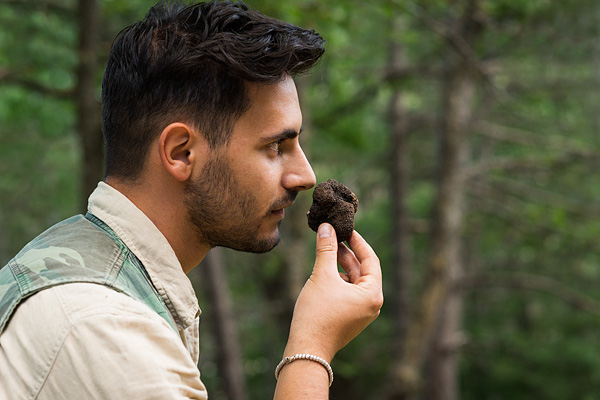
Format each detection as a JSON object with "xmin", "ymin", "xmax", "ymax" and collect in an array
[{"xmin": 1, "ymin": 0, "xmax": 599, "ymax": 399}]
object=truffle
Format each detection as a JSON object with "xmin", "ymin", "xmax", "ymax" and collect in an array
[{"xmin": 307, "ymin": 179, "xmax": 359, "ymax": 242}]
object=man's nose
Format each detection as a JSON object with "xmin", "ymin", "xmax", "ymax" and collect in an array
[{"xmin": 283, "ymin": 146, "xmax": 316, "ymax": 192}]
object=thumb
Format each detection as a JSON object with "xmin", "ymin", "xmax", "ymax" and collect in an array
[{"xmin": 314, "ymin": 223, "xmax": 339, "ymax": 276}]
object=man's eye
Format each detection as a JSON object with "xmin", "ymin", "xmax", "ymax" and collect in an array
[{"xmin": 269, "ymin": 140, "xmax": 282, "ymax": 153}]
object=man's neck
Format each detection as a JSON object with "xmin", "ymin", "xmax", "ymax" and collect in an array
[{"xmin": 104, "ymin": 177, "xmax": 210, "ymax": 274}]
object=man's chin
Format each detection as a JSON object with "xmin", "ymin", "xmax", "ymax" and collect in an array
[
  {"xmin": 245, "ymin": 231, "xmax": 281, "ymax": 254},
  {"xmin": 217, "ymin": 228, "xmax": 281, "ymax": 254},
  {"xmin": 220, "ymin": 239, "xmax": 279, "ymax": 254}
]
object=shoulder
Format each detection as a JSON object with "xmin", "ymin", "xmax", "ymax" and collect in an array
[
  {"xmin": 0, "ymin": 283, "xmax": 207, "ymax": 399},
  {"xmin": 5, "ymin": 282, "xmax": 173, "ymax": 335}
]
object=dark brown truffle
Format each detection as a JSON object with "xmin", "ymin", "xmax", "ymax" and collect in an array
[{"xmin": 307, "ymin": 179, "xmax": 359, "ymax": 242}]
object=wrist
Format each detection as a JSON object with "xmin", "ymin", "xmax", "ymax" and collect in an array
[
  {"xmin": 283, "ymin": 338, "xmax": 335, "ymax": 364},
  {"xmin": 275, "ymin": 354, "xmax": 334, "ymax": 387}
]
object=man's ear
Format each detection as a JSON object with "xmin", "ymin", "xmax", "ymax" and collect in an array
[{"xmin": 158, "ymin": 123, "xmax": 205, "ymax": 182}]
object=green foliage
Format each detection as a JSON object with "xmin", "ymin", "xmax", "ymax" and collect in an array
[
  {"xmin": 463, "ymin": 292, "xmax": 600, "ymax": 400},
  {"xmin": 0, "ymin": 1, "xmax": 78, "ymax": 261},
  {"xmin": 2, "ymin": 0, "xmax": 600, "ymax": 399}
]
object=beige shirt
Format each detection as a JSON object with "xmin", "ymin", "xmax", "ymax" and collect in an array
[{"xmin": 0, "ymin": 182, "xmax": 208, "ymax": 399}]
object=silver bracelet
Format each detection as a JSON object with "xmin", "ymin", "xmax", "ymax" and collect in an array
[{"xmin": 275, "ymin": 353, "xmax": 334, "ymax": 387}]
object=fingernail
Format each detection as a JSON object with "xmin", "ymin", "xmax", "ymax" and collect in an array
[{"xmin": 318, "ymin": 223, "xmax": 332, "ymax": 238}]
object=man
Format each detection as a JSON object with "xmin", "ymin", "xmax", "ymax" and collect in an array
[{"xmin": 0, "ymin": 1, "xmax": 383, "ymax": 399}]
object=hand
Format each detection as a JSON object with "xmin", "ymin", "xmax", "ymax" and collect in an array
[{"xmin": 283, "ymin": 223, "xmax": 383, "ymax": 362}]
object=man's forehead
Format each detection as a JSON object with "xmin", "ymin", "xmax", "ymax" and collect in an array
[
  {"xmin": 236, "ymin": 76, "xmax": 302, "ymax": 132},
  {"xmin": 174, "ymin": 77, "xmax": 302, "ymax": 148},
  {"xmin": 244, "ymin": 75, "xmax": 298, "ymax": 104}
]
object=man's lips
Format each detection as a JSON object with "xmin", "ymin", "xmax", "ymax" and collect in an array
[
  {"xmin": 271, "ymin": 208, "xmax": 285, "ymax": 218},
  {"xmin": 269, "ymin": 191, "xmax": 297, "ymax": 217},
  {"xmin": 270, "ymin": 202, "xmax": 294, "ymax": 217}
]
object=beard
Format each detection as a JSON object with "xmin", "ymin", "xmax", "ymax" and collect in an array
[{"xmin": 184, "ymin": 153, "xmax": 296, "ymax": 253}]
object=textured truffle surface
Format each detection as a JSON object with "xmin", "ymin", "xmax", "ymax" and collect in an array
[{"xmin": 307, "ymin": 179, "xmax": 359, "ymax": 242}]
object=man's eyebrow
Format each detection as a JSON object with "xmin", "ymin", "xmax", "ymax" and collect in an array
[{"xmin": 262, "ymin": 127, "xmax": 304, "ymax": 142}]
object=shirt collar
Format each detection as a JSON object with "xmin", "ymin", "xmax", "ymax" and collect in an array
[{"xmin": 87, "ymin": 181, "xmax": 200, "ymax": 330}]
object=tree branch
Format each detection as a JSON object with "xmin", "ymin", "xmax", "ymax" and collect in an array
[
  {"xmin": 390, "ymin": 0, "xmax": 502, "ymax": 94},
  {"xmin": 490, "ymin": 176, "xmax": 600, "ymax": 219},
  {"xmin": 312, "ymin": 84, "xmax": 380, "ymax": 126},
  {"xmin": 466, "ymin": 152, "xmax": 595, "ymax": 179},
  {"xmin": 384, "ymin": 65, "xmax": 442, "ymax": 82},
  {"xmin": 0, "ymin": 0, "xmax": 73, "ymax": 17},
  {"xmin": 0, "ymin": 68, "xmax": 74, "ymax": 98},
  {"xmin": 468, "ymin": 178, "xmax": 600, "ymax": 231},
  {"xmin": 473, "ymin": 120, "xmax": 599, "ymax": 159},
  {"xmin": 467, "ymin": 181, "xmax": 600, "ymax": 251},
  {"xmin": 457, "ymin": 272, "xmax": 600, "ymax": 317}
]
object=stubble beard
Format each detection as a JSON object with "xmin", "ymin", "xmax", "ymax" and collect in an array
[{"xmin": 184, "ymin": 154, "xmax": 282, "ymax": 253}]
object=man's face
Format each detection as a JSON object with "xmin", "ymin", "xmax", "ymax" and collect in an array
[{"xmin": 185, "ymin": 75, "xmax": 316, "ymax": 253}]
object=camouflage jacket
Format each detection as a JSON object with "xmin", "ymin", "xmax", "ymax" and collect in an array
[{"xmin": 0, "ymin": 213, "xmax": 176, "ymax": 334}]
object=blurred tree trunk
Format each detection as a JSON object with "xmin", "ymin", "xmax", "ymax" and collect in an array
[
  {"xmin": 423, "ymin": 1, "xmax": 481, "ymax": 398},
  {"xmin": 388, "ymin": 1, "xmax": 482, "ymax": 399},
  {"xmin": 1, "ymin": 0, "xmax": 104, "ymax": 211},
  {"xmin": 200, "ymin": 248, "xmax": 248, "ymax": 400},
  {"xmin": 389, "ymin": 15, "xmax": 412, "ymax": 356},
  {"xmin": 76, "ymin": 0, "xmax": 103, "ymax": 210}
]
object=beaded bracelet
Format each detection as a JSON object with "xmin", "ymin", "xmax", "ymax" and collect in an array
[{"xmin": 275, "ymin": 353, "xmax": 334, "ymax": 387}]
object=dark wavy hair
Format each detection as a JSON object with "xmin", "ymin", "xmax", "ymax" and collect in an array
[{"xmin": 102, "ymin": 0, "xmax": 325, "ymax": 180}]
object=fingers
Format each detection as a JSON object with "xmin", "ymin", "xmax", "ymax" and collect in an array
[
  {"xmin": 337, "ymin": 243, "xmax": 361, "ymax": 283},
  {"xmin": 346, "ymin": 230, "xmax": 381, "ymax": 280},
  {"xmin": 339, "ymin": 272, "xmax": 351, "ymax": 282},
  {"xmin": 315, "ymin": 225, "xmax": 381, "ymax": 287},
  {"xmin": 313, "ymin": 223, "xmax": 339, "ymax": 278}
]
